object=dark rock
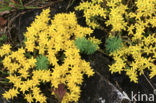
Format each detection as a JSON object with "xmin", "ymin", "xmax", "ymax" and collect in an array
[
  {"xmin": 79, "ymin": 52, "xmax": 131, "ymax": 103},
  {"xmin": 79, "ymin": 72, "xmax": 131, "ymax": 103}
]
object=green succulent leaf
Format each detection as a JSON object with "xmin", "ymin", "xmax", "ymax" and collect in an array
[
  {"xmin": 36, "ymin": 55, "xmax": 49, "ymax": 70},
  {"xmin": 74, "ymin": 37, "xmax": 97, "ymax": 55},
  {"xmin": 105, "ymin": 36, "xmax": 123, "ymax": 53}
]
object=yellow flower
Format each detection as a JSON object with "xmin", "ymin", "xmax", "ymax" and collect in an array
[
  {"xmin": 150, "ymin": 65, "xmax": 156, "ymax": 78},
  {"xmin": 126, "ymin": 69, "xmax": 138, "ymax": 83},
  {"xmin": 89, "ymin": 36, "xmax": 101, "ymax": 46},
  {"xmin": 25, "ymin": 94, "xmax": 33, "ymax": 103},
  {"xmin": 3, "ymin": 88, "xmax": 19, "ymax": 100},
  {"xmin": 28, "ymin": 57, "xmax": 36, "ymax": 68},
  {"xmin": 18, "ymin": 68, "xmax": 29, "ymax": 79},
  {"xmin": 0, "ymin": 44, "xmax": 11, "ymax": 57},
  {"xmin": 109, "ymin": 56, "xmax": 125, "ymax": 74},
  {"xmin": 25, "ymin": 41, "xmax": 35, "ymax": 52},
  {"xmin": 31, "ymin": 87, "xmax": 47, "ymax": 103},
  {"xmin": 33, "ymin": 70, "xmax": 51, "ymax": 82},
  {"xmin": 2, "ymin": 56, "xmax": 11, "ymax": 68},
  {"xmin": 7, "ymin": 75, "xmax": 22, "ymax": 88},
  {"xmin": 128, "ymin": 24, "xmax": 135, "ymax": 35}
]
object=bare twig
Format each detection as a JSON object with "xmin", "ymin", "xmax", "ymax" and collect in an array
[
  {"xmin": 24, "ymin": 0, "xmax": 36, "ymax": 6},
  {"xmin": 66, "ymin": 0, "xmax": 75, "ymax": 10},
  {"xmin": 143, "ymin": 73, "xmax": 155, "ymax": 90},
  {"xmin": 7, "ymin": 11, "xmax": 26, "ymax": 42},
  {"xmin": 39, "ymin": 0, "xmax": 63, "ymax": 9},
  {"xmin": 24, "ymin": 0, "xmax": 64, "ymax": 10}
]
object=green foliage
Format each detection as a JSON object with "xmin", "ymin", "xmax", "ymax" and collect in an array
[
  {"xmin": 105, "ymin": 36, "xmax": 123, "ymax": 53},
  {"xmin": 0, "ymin": 35, "xmax": 8, "ymax": 46},
  {"xmin": 0, "ymin": 35, "xmax": 7, "ymax": 41},
  {"xmin": 36, "ymin": 55, "xmax": 50, "ymax": 70},
  {"xmin": 74, "ymin": 37, "xmax": 97, "ymax": 55},
  {"xmin": 0, "ymin": 0, "xmax": 20, "ymax": 11}
]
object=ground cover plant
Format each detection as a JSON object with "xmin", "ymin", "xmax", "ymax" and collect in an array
[
  {"xmin": 1, "ymin": 8, "xmax": 95, "ymax": 103},
  {"xmin": 76, "ymin": 0, "xmax": 156, "ymax": 83},
  {"xmin": 0, "ymin": 0, "xmax": 156, "ymax": 103}
]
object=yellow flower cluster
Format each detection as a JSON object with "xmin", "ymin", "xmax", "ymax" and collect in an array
[
  {"xmin": 128, "ymin": 0, "xmax": 156, "ymax": 41},
  {"xmin": 76, "ymin": 0, "xmax": 156, "ymax": 83},
  {"xmin": 1, "ymin": 8, "xmax": 94, "ymax": 103},
  {"xmin": 3, "ymin": 88, "xmax": 19, "ymax": 100},
  {"xmin": 109, "ymin": 34, "xmax": 156, "ymax": 83},
  {"xmin": 76, "ymin": 0, "xmax": 127, "ymax": 31},
  {"xmin": 108, "ymin": 0, "xmax": 156, "ymax": 82},
  {"xmin": 135, "ymin": 0, "xmax": 155, "ymax": 17},
  {"xmin": 75, "ymin": 0, "xmax": 107, "ymax": 29},
  {"xmin": 106, "ymin": 2, "xmax": 127, "ymax": 32}
]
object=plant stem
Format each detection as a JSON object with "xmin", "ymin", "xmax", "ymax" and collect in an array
[
  {"xmin": 143, "ymin": 73, "xmax": 155, "ymax": 90},
  {"xmin": 66, "ymin": 0, "xmax": 75, "ymax": 10}
]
